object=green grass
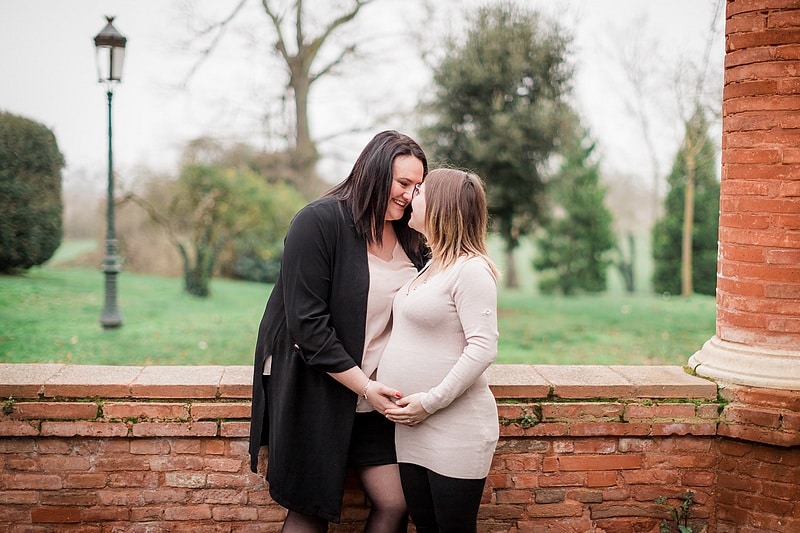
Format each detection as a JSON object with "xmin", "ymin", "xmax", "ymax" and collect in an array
[
  {"xmin": 0, "ymin": 267, "xmax": 269, "ymax": 365},
  {"xmin": 0, "ymin": 246, "xmax": 716, "ymax": 366},
  {"xmin": 497, "ymin": 292, "xmax": 714, "ymax": 365}
]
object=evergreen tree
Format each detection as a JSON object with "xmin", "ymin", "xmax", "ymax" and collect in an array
[
  {"xmin": 652, "ymin": 109, "xmax": 719, "ymax": 296},
  {"xmin": 534, "ymin": 128, "xmax": 615, "ymax": 295},
  {"xmin": 419, "ymin": 3, "xmax": 574, "ymax": 288}
]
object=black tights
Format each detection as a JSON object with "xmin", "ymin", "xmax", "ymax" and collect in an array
[
  {"xmin": 281, "ymin": 464, "xmax": 407, "ymax": 533},
  {"xmin": 398, "ymin": 463, "xmax": 486, "ymax": 533}
]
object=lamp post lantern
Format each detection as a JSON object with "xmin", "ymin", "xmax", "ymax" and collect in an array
[{"xmin": 94, "ymin": 16, "xmax": 126, "ymax": 329}]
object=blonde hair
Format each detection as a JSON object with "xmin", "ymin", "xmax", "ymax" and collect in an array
[{"xmin": 423, "ymin": 168, "xmax": 499, "ymax": 279}]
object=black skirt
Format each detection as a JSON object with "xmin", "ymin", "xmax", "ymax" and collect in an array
[{"xmin": 347, "ymin": 410, "xmax": 397, "ymax": 467}]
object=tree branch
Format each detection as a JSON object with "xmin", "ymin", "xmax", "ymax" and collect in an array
[{"xmin": 182, "ymin": 0, "xmax": 249, "ymax": 88}]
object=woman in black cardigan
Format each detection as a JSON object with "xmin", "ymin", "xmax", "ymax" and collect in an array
[{"xmin": 250, "ymin": 130, "xmax": 428, "ymax": 531}]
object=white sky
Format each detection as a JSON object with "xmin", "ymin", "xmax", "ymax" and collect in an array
[{"xmin": 0, "ymin": 0, "xmax": 724, "ymax": 195}]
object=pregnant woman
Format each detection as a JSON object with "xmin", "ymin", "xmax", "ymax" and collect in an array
[{"xmin": 378, "ymin": 168, "xmax": 500, "ymax": 533}]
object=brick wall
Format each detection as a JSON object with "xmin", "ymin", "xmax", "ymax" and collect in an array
[
  {"xmin": 718, "ymin": 0, "xmax": 800, "ymax": 350},
  {"xmin": 1, "ymin": 363, "xmax": 798, "ymax": 532}
]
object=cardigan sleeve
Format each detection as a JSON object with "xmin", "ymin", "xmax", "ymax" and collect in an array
[
  {"xmin": 280, "ymin": 202, "xmax": 359, "ymax": 374},
  {"xmin": 420, "ymin": 257, "xmax": 498, "ymax": 414}
]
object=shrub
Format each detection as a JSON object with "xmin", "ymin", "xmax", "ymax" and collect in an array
[{"xmin": 0, "ymin": 111, "xmax": 65, "ymax": 272}]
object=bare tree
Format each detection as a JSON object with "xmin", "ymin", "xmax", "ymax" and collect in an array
[
  {"xmin": 181, "ymin": 0, "xmax": 378, "ymax": 198},
  {"xmin": 607, "ymin": 15, "xmax": 667, "ymax": 225},
  {"xmin": 605, "ymin": 1, "xmax": 723, "ymax": 295},
  {"xmin": 672, "ymin": 0, "xmax": 724, "ymax": 296}
]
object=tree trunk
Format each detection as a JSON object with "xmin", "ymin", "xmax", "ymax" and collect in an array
[
  {"xmin": 681, "ymin": 151, "xmax": 696, "ymax": 297},
  {"xmin": 504, "ymin": 244, "xmax": 518, "ymax": 289},
  {"xmin": 617, "ymin": 232, "xmax": 636, "ymax": 293}
]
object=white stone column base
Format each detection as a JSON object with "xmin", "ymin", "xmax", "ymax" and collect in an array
[{"xmin": 689, "ymin": 336, "xmax": 800, "ymax": 391}]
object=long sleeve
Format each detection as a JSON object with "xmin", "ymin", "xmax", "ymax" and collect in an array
[
  {"xmin": 280, "ymin": 202, "xmax": 362, "ymax": 373},
  {"xmin": 420, "ymin": 258, "xmax": 498, "ymax": 414}
]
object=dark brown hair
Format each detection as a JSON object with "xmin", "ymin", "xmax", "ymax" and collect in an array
[{"xmin": 325, "ymin": 131, "xmax": 428, "ymax": 249}]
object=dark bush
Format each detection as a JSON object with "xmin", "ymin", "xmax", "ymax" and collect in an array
[{"xmin": 0, "ymin": 111, "xmax": 65, "ymax": 272}]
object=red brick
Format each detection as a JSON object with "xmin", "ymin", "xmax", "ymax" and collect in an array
[
  {"xmin": 720, "ymin": 261, "xmax": 800, "ymax": 283},
  {"xmin": 725, "ymin": 47, "xmax": 774, "ymax": 68},
  {"xmin": 722, "ymin": 163, "xmax": 795, "ymax": 182},
  {"xmin": 221, "ymin": 421, "xmax": 250, "ymax": 437},
  {"xmin": 625, "ymin": 404, "xmax": 697, "ymax": 419},
  {"xmin": 495, "ymin": 489, "xmax": 534, "ymax": 504},
  {"xmin": 204, "ymin": 457, "xmax": 242, "ymax": 473},
  {"xmin": 586, "ymin": 471, "xmax": 617, "ymax": 487},
  {"xmin": 205, "ymin": 438, "xmax": 227, "ymax": 455},
  {"xmin": 721, "ymin": 244, "xmax": 765, "ymax": 263},
  {"xmin": 557, "ymin": 455, "xmax": 642, "ymax": 471},
  {"xmin": 652, "ymin": 422, "xmax": 717, "ymax": 436},
  {"xmin": 683, "ymin": 471, "xmax": 716, "ymax": 487},
  {"xmin": 150, "ymin": 455, "xmax": 205, "ymax": 472},
  {"xmin": 39, "ymin": 490, "xmax": 96, "ymax": 507},
  {"xmin": 522, "ymin": 423, "xmax": 568, "ymax": 437},
  {"xmin": 131, "ymin": 421, "xmax": 218, "ymax": 437},
  {"xmin": 572, "ymin": 438, "xmax": 616, "ymax": 454},
  {"xmin": 541, "ymin": 402, "xmax": 624, "ymax": 420},
  {"xmin": 731, "ymin": 386, "xmax": 800, "ymax": 410},
  {"xmin": 2, "ymin": 473, "xmax": 62, "ymax": 490},
  {"xmin": 780, "ymin": 180, "xmax": 800, "ymax": 197},
  {"xmin": 0, "ymin": 490, "xmax": 38, "ymax": 504},
  {"xmin": 13, "ymin": 402, "xmax": 98, "ymax": 420},
  {"xmin": 719, "ymin": 227, "xmax": 800, "ymax": 249},
  {"xmin": 30, "ymin": 507, "xmax": 81, "ymax": 523},
  {"xmin": 738, "ymin": 492, "xmax": 795, "ymax": 515},
  {"xmin": 569, "ymin": 422, "xmax": 651, "ymax": 437},
  {"xmin": 719, "ymin": 423, "xmax": 800, "ymax": 446},
  {"xmin": 103, "ymin": 401, "xmax": 189, "ymax": 420},
  {"xmin": 191, "ymin": 402, "xmax": 251, "ymax": 420},
  {"xmin": 782, "ymin": 411, "xmax": 800, "ymax": 431},
  {"xmin": 129, "ymin": 438, "xmax": 171, "ymax": 455},
  {"xmin": 212, "ymin": 506, "xmax": 259, "ymax": 521},
  {"xmin": 63, "ymin": 473, "xmax": 108, "ymax": 489},
  {"xmin": 524, "ymin": 501, "xmax": 583, "ymax": 518},
  {"xmin": 717, "ymin": 276, "xmax": 767, "ymax": 297},
  {"xmin": 728, "ymin": 31, "xmax": 800, "ymax": 53},
  {"xmin": 496, "ymin": 404, "xmax": 525, "ymax": 419},
  {"xmin": 722, "ymin": 147, "xmax": 782, "ymax": 164},
  {"xmin": 771, "ymin": 214, "xmax": 800, "ymax": 230},
  {"xmin": 719, "ymin": 213, "xmax": 772, "ymax": 229},
  {"xmin": 769, "ymin": 10, "xmax": 800, "ymax": 29},
  {"xmin": 39, "ymin": 421, "xmax": 129, "ymax": 438},
  {"xmin": 80, "ymin": 506, "xmax": 131, "ymax": 522},
  {"xmin": 163, "ymin": 505, "xmax": 213, "ymax": 521},
  {"xmin": 38, "ymin": 455, "xmax": 90, "ymax": 471},
  {"xmin": 94, "ymin": 456, "xmax": 150, "ymax": 472},
  {"xmin": 621, "ymin": 468, "xmax": 680, "ymax": 485}
]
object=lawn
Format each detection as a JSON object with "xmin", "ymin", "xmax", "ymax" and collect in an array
[{"xmin": 0, "ymin": 262, "xmax": 716, "ymax": 367}]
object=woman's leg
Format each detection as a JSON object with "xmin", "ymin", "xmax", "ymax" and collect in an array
[
  {"xmin": 281, "ymin": 510, "xmax": 328, "ymax": 533},
  {"xmin": 398, "ymin": 463, "xmax": 438, "ymax": 533},
  {"xmin": 400, "ymin": 463, "xmax": 485, "ymax": 533},
  {"xmin": 358, "ymin": 463, "xmax": 408, "ymax": 533},
  {"xmin": 427, "ymin": 470, "xmax": 486, "ymax": 533}
]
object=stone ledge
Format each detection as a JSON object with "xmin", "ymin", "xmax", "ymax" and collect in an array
[{"xmin": 0, "ymin": 363, "xmax": 717, "ymax": 400}]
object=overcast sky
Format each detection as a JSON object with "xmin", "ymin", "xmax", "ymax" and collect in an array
[{"xmin": 0, "ymin": 0, "xmax": 724, "ymax": 194}]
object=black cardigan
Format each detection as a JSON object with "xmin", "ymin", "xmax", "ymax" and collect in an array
[{"xmin": 249, "ymin": 197, "xmax": 426, "ymax": 523}]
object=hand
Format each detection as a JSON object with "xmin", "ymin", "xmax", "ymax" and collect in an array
[
  {"xmin": 384, "ymin": 393, "xmax": 430, "ymax": 426},
  {"xmin": 364, "ymin": 380, "xmax": 403, "ymax": 415}
]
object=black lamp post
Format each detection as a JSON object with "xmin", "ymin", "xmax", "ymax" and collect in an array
[{"xmin": 94, "ymin": 16, "xmax": 126, "ymax": 329}]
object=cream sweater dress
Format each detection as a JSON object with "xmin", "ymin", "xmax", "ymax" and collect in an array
[{"xmin": 377, "ymin": 255, "xmax": 499, "ymax": 479}]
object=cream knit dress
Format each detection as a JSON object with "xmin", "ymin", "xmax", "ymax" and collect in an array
[{"xmin": 377, "ymin": 255, "xmax": 499, "ymax": 479}]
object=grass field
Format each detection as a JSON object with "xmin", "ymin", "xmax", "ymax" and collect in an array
[{"xmin": 0, "ymin": 242, "xmax": 716, "ymax": 367}]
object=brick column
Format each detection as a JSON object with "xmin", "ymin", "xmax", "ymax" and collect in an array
[{"xmin": 688, "ymin": 0, "xmax": 800, "ymax": 390}]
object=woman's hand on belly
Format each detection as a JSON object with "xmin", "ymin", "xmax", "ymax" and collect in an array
[{"xmin": 384, "ymin": 393, "xmax": 430, "ymax": 427}]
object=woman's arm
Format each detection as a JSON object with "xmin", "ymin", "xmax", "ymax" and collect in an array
[{"xmin": 386, "ymin": 258, "xmax": 497, "ymax": 423}]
